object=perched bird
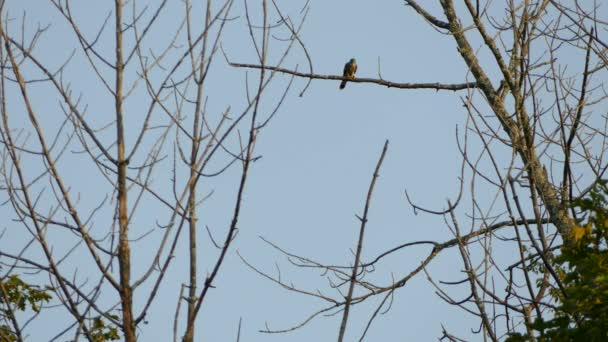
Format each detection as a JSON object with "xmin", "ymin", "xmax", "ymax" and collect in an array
[{"xmin": 339, "ymin": 58, "xmax": 357, "ymax": 90}]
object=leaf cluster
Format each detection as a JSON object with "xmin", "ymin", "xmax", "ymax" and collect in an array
[
  {"xmin": 90, "ymin": 317, "xmax": 120, "ymax": 342},
  {"xmin": 0, "ymin": 275, "xmax": 52, "ymax": 341},
  {"xmin": 508, "ymin": 181, "xmax": 608, "ymax": 341}
]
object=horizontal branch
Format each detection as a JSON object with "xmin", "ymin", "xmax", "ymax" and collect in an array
[{"xmin": 230, "ymin": 62, "xmax": 478, "ymax": 91}]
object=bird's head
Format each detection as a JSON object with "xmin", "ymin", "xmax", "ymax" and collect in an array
[{"xmin": 350, "ymin": 58, "xmax": 357, "ymax": 64}]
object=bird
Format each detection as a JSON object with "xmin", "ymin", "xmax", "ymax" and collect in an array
[{"xmin": 339, "ymin": 58, "xmax": 357, "ymax": 90}]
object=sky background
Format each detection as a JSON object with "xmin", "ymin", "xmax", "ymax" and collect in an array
[{"xmin": 2, "ymin": 0, "xmax": 601, "ymax": 341}]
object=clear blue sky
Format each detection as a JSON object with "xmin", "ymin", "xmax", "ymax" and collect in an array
[{"xmin": 3, "ymin": 0, "xmax": 587, "ymax": 341}]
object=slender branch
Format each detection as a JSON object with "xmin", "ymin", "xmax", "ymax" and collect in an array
[
  {"xmin": 114, "ymin": 1, "xmax": 136, "ymax": 340},
  {"xmin": 404, "ymin": 0, "xmax": 449, "ymax": 29},
  {"xmin": 337, "ymin": 140, "xmax": 389, "ymax": 342},
  {"xmin": 563, "ymin": 28, "xmax": 594, "ymax": 204},
  {"xmin": 229, "ymin": 62, "xmax": 478, "ymax": 91},
  {"xmin": 449, "ymin": 202, "xmax": 498, "ymax": 342}
]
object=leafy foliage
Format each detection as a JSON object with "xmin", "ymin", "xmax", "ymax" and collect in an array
[
  {"xmin": 0, "ymin": 275, "xmax": 52, "ymax": 313},
  {"xmin": 0, "ymin": 274, "xmax": 120, "ymax": 341},
  {"xmin": 508, "ymin": 181, "xmax": 608, "ymax": 341},
  {"xmin": 90, "ymin": 317, "xmax": 120, "ymax": 342},
  {"xmin": 0, "ymin": 274, "xmax": 52, "ymax": 341}
]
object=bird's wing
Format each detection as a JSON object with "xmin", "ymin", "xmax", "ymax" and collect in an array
[{"xmin": 342, "ymin": 62, "xmax": 350, "ymax": 77}]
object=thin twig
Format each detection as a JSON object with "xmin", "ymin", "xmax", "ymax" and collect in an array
[{"xmin": 337, "ymin": 140, "xmax": 389, "ymax": 342}]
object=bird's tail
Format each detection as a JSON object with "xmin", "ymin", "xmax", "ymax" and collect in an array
[{"xmin": 339, "ymin": 80, "xmax": 347, "ymax": 89}]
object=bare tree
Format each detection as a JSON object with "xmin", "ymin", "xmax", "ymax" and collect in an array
[
  {"xmin": 236, "ymin": 0, "xmax": 608, "ymax": 340},
  {"xmin": 2, "ymin": 0, "xmax": 607, "ymax": 341},
  {"xmin": 0, "ymin": 0, "xmax": 304, "ymax": 341}
]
